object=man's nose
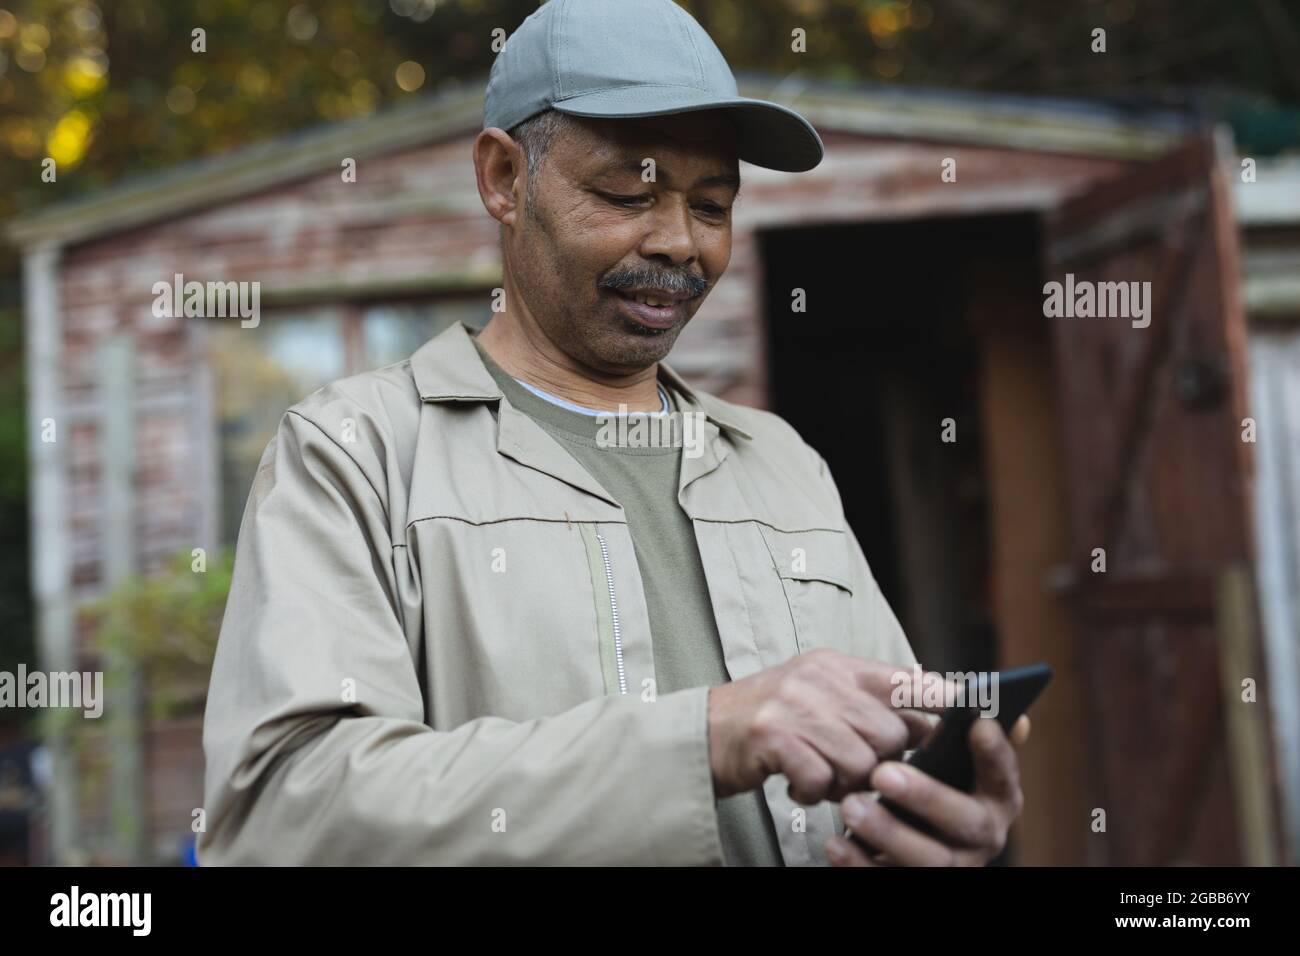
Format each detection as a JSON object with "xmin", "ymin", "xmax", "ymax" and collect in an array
[{"xmin": 637, "ymin": 196, "xmax": 699, "ymax": 267}]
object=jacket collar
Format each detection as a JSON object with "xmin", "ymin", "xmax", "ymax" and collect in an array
[{"xmin": 410, "ymin": 321, "xmax": 753, "ymax": 441}]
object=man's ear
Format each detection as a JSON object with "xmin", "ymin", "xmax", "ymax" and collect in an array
[{"xmin": 473, "ymin": 127, "xmax": 525, "ymax": 228}]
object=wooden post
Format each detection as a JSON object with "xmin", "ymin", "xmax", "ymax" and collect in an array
[
  {"xmin": 98, "ymin": 334, "xmax": 147, "ymax": 863},
  {"xmin": 1216, "ymin": 565, "xmax": 1282, "ymax": 865},
  {"xmin": 22, "ymin": 243, "xmax": 80, "ymax": 863}
]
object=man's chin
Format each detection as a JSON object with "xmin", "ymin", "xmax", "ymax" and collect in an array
[{"xmin": 595, "ymin": 312, "xmax": 686, "ymax": 367}]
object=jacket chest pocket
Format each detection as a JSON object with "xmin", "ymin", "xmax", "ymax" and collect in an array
[{"xmin": 758, "ymin": 526, "xmax": 856, "ymax": 656}]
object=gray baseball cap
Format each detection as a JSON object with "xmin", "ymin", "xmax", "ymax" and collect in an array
[{"xmin": 484, "ymin": 0, "xmax": 824, "ymax": 172}]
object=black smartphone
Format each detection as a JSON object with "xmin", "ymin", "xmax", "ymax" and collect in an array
[{"xmin": 846, "ymin": 662, "xmax": 1053, "ymax": 854}]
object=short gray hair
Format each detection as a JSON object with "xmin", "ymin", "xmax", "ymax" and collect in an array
[{"xmin": 507, "ymin": 109, "xmax": 578, "ymax": 212}]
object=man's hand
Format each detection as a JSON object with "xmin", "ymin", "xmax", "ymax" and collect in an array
[
  {"xmin": 707, "ymin": 649, "xmax": 958, "ymax": 804},
  {"xmin": 825, "ymin": 714, "xmax": 1031, "ymax": 866}
]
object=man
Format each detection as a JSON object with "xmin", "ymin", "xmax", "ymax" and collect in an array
[{"xmin": 200, "ymin": 0, "xmax": 1029, "ymax": 866}]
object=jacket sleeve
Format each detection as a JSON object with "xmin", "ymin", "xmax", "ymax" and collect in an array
[
  {"xmin": 199, "ymin": 409, "xmax": 723, "ymax": 866},
  {"xmin": 805, "ymin": 443, "xmax": 923, "ymax": 674}
]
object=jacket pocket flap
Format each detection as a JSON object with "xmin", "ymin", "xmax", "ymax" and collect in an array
[{"xmin": 759, "ymin": 526, "xmax": 856, "ymax": 594}]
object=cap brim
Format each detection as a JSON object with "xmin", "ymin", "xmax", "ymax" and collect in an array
[{"xmin": 550, "ymin": 87, "xmax": 824, "ymax": 173}]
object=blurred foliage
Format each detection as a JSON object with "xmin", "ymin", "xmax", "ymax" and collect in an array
[
  {"xmin": 85, "ymin": 548, "xmax": 234, "ymax": 720},
  {"xmin": 0, "ymin": 296, "xmax": 30, "ymax": 730},
  {"xmin": 1, "ymin": 0, "xmax": 1299, "ymax": 224},
  {"xmin": 1, "ymin": 0, "xmax": 510, "ymax": 220}
]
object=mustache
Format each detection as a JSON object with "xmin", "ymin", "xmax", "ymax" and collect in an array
[{"xmin": 599, "ymin": 268, "xmax": 708, "ymax": 299}]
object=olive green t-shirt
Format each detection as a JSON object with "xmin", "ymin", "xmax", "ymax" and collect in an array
[{"xmin": 470, "ymin": 335, "xmax": 784, "ymax": 866}]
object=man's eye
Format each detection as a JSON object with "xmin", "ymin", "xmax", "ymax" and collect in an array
[
  {"xmin": 696, "ymin": 202, "xmax": 728, "ymax": 217},
  {"xmin": 604, "ymin": 193, "xmax": 649, "ymax": 206}
]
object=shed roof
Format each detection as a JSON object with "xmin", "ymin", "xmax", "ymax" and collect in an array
[{"xmin": 5, "ymin": 72, "xmax": 1201, "ymax": 250}]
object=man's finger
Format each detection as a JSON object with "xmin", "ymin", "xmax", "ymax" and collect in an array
[
  {"xmin": 870, "ymin": 760, "xmax": 998, "ymax": 849},
  {"xmin": 834, "ymin": 693, "xmax": 913, "ymax": 766},
  {"xmin": 781, "ymin": 737, "xmax": 837, "ymax": 805},
  {"xmin": 1010, "ymin": 714, "xmax": 1031, "ymax": 748},
  {"xmin": 840, "ymin": 792, "xmax": 956, "ymax": 866},
  {"xmin": 825, "ymin": 835, "xmax": 881, "ymax": 867},
  {"xmin": 899, "ymin": 708, "xmax": 939, "ymax": 749},
  {"xmin": 970, "ymin": 717, "xmax": 1021, "ymax": 803},
  {"xmin": 857, "ymin": 664, "xmax": 967, "ymax": 715},
  {"xmin": 796, "ymin": 717, "xmax": 885, "ymax": 800}
]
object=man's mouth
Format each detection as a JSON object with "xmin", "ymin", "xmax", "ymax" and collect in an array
[{"xmin": 608, "ymin": 288, "xmax": 691, "ymax": 330}]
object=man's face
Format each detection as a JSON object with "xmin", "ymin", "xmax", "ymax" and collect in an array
[{"xmin": 506, "ymin": 110, "xmax": 739, "ymax": 374}]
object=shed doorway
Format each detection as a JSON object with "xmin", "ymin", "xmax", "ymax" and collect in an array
[{"xmin": 758, "ymin": 213, "xmax": 1087, "ymax": 865}]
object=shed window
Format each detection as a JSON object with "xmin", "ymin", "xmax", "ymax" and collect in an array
[{"xmin": 211, "ymin": 298, "xmax": 489, "ymax": 545}]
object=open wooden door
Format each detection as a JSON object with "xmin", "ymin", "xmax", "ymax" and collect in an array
[{"xmin": 1044, "ymin": 132, "xmax": 1281, "ymax": 864}]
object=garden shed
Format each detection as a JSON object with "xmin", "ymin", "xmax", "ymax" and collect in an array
[{"xmin": 7, "ymin": 74, "xmax": 1296, "ymax": 865}]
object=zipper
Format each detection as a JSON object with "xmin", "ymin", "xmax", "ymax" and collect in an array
[{"xmin": 593, "ymin": 531, "xmax": 628, "ymax": 695}]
